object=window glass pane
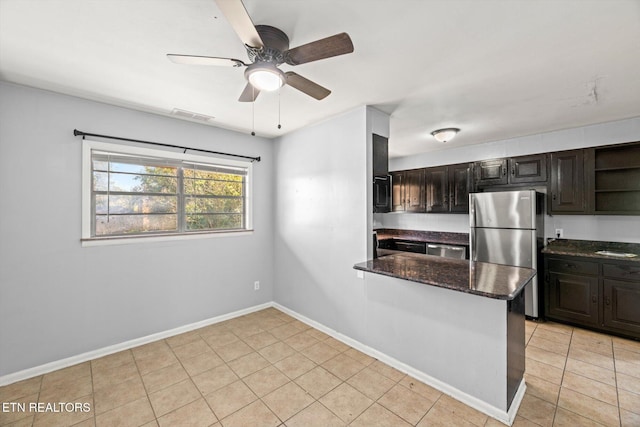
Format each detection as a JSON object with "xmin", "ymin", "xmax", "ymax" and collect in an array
[
  {"xmin": 93, "ymin": 159, "xmax": 108, "ymax": 172},
  {"xmin": 93, "ymin": 172, "xmax": 108, "ymax": 192},
  {"xmin": 185, "ymin": 197, "xmax": 243, "ymax": 213},
  {"xmin": 186, "ymin": 214, "xmax": 243, "ymax": 231},
  {"xmin": 184, "ymin": 176, "xmax": 244, "ymax": 196},
  {"xmin": 95, "ymin": 214, "xmax": 177, "ymax": 236},
  {"xmin": 93, "ymin": 172, "xmax": 178, "ymax": 193},
  {"xmin": 118, "ymin": 172, "xmax": 178, "ymax": 193},
  {"xmin": 95, "ymin": 195, "xmax": 177, "ymax": 215}
]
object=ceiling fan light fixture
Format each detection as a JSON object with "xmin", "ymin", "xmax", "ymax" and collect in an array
[
  {"xmin": 245, "ymin": 62, "xmax": 285, "ymax": 91},
  {"xmin": 431, "ymin": 128, "xmax": 460, "ymax": 143}
]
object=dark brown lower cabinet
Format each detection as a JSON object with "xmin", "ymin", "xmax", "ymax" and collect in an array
[
  {"xmin": 548, "ymin": 272, "xmax": 599, "ymax": 326},
  {"xmin": 545, "ymin": 255, "xmax": 640, "ymax": 339},
  {"xmin": 602, "ymin": 263, "xmax": 640, "ymax": 336}
]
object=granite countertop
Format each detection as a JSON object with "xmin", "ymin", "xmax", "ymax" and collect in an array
[
  {"xmin": 543, "ymin": 239, "xmax": 640, "ymax": 263},
  {"xmin": 354, "ymin": 253, "xmax": 535, "ymax": 300},
  {"xmin": 375, "ymin": 229, "xmax": 469, "ymax": 246}
]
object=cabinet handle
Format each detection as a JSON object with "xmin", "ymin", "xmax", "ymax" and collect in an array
[
  {"xmin": 552, "ymin": 193, "xmax": 557, "ymax": 200},
  {"xmin": 592, "ymin": 295, "xmax": 597, "ymax": 303},
  {"xmin": 605, "ymin": 297, "xmax": 611, "ymax": 305},
  {"xmin": 563, "ymin": 263, "xmax": 576, "ymax": 269},
  {"xmin": 502, "ymin": 166, "xmax": 506, "ymax": 176},
  {"xmin": 511, "ymin": 166, "xmax": 515, "ymax": 176}
]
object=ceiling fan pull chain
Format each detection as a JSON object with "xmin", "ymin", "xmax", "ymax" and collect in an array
[
  {"xmin": 278, "ymin": 87, "xmax": 282, "ymax": 130},
  {"xmin": 251, "ymin": 85, "xmax": 256, "ymax": 136}
]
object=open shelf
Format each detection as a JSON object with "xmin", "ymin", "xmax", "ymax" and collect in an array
[{"xmin": 592, "ymin": 142, "xmax": 640, "ymax": 213}]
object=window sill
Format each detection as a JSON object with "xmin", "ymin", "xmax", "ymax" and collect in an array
[{"xmin": 81, "ymin": 229, "xmax": 254, "ymax": 247}]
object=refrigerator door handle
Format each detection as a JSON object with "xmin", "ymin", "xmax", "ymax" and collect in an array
[
  {"xmin": 469, "ymin": 229, "xmax": 477, "ymax": 262},
  {"xmin": 469, "ymin": 196, "xmax": 476, "ymax": 228}
]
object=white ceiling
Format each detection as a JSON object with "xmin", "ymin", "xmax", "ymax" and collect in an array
[{"xmin": 1, "ymin": 0, "xmax": 639, "ymax": 158}]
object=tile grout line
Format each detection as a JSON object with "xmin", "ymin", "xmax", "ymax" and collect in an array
[
  {"xmin": 611, "ymin": 340, "xmax": 622, "ymax": 427},
  {"xmin": 132, "ymin": 346, "xmax": 161, "ymax": 426},
  {"xmin": 88, "ymin": 359, "xmax": 96, "ymax": 427},
  {"xmin": 551, "ymin": 326, "xmax": 573, "ymax": 427}
]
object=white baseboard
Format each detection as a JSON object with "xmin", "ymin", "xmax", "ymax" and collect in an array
[
  {"xmin": 273, "ymin": 302, "xmax": 523, "ymax": 426},
  {"xmin": 0, "ymin": 302, "xmax": 272, "ymax": 387}
]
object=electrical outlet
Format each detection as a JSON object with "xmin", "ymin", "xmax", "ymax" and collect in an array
[
  {"xmin": 254, "ymin": 281, "xmax": 260, "ymax": 290},
  {"xmin": 555, "ymin": 229, "xmax": 564, "ymax": 238}
]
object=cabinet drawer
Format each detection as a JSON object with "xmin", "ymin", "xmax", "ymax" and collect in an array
[
  {"xmin": 603, "ymin": 263, "xmax": 640, "ymax": 281},
  {"xmin": 547, "ymin": 258, "xmax": 598, "ymax": 275},
  {"xmin": 395, "ymin": 241, "xmax": 427, "ymax": 254}
]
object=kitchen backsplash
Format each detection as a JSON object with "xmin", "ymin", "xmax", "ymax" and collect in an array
[{"xmin": 373, "ymin": 213, "xmax": 640, "ymax": 244}]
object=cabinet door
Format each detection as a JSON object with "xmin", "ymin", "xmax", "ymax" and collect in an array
[
  {"xmin": 550, "ymin": 150, "xmax": 585, "ymax": 213},
  {"xmin": 405, "ymin": 169, "xmax": 426, "ymax": 212},
  {"xmin": 603, "ymin": 279, "xmax": 640, "ymax": 335},
  {"xmin": 373, "ymin": 176, "xmax": 390, "ymax": 213},
  {"xmin": 391, "ymin": 172, "xmax": 405, "ymax": 212},
  {"xmin": 509, "ymin": 154, "xmax": 547, "ymax": 184},
  {"xmin": 425, "ymin": 166, "xmax": 448, "ymax": 212},
  {"xmin": 475, "ymin": 158, "xmax": 508, "ymax": 187},
  {"xmin": 547, "ymin": 272, "xmax": 599, "ymax": 326},
  {"xmin": 372, "ymin": 134, "xmax": 389, "ymax": 176},
  {"xmin": 449, "ymin": 163, "xmax": 471, "ymax": 213}
]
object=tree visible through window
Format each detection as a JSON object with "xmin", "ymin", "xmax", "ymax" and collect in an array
[{"xmin": 89, "ymin": 149, "xmax": 248, "ymax": 237}]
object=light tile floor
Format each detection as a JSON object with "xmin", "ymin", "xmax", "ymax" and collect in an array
[{"xmin": 1, "ymin": 308, "xmax": 639, "ymax": 426}]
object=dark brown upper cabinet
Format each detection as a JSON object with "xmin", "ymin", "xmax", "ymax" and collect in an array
[
  {"xmin": 449, "ymin": 163, "xmax": 472, "ymax": 213},
  {"xmin": 549, "ymin": 149, "xmax": 586, "ymax": 214},
  {"xmin": 474, "ymin": 158, "xmax": 508, "ymax": 187},
  {"xmin": 509, "ymin": 154, "xmax": 548, "ymax": 184},
  {"xmin": 373, "ymin": 176, "xmax": 391, "ymax": 213},
  {"xmin": 372, "ymin": 134, "xmax": 390, "ymax": 213},
  {"xmin": 590, "ymin": 141, "xmax": 640, "ymax": 215},
  {"xmin": 392, "ymin": 169, "xmax": 425, "ymax": 212},
  {"xmin": 424, "ymin": 163, "xmax": 472, "ymax": 213},
  {"xmin": 385, "ymin": 141, "xmax": 639, "ymax": 216},
  {"xmin": 475, "ymin": 154, "xmax": 547, "ymax": 188},
  {"xmin": 425, "ymin": 166, "xmax": 448, "ymax": 213},
  {"xmin": 373, "ymin": 134, "xmax": 389, "ymax": 176}
]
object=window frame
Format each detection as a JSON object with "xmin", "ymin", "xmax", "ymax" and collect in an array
[{"xmin": 82, "ymin": 139, "xmax": 253, "ymax": 246}]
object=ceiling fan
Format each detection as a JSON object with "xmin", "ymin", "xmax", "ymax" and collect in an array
[{"xmin": 167, "ymin": 0, "xmax": 354, "ymax": 102}]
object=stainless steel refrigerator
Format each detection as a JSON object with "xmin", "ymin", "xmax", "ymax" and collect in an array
[{"xmin": 470, "ymin": 190, "xmax": 545, "ymax": 318}]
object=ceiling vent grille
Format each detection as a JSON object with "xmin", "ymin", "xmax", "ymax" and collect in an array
[{"xmin": 171, "ymin": 108, "xmax": 215, "ymax": 122}]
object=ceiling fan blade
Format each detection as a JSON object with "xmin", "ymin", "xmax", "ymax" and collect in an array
[
  {"xmin": 238, "ymin": 82, "xmax": 260, "ymax": 102},
  {"xmin": 167, "ymin": 54, "xmax": 246, "ymax": 67},
  {"xmin": 214, "ymin": 0, "xmax": 264, "ymax": 48},
  {"xmin": 284, "ymin": 33, "xmax": 354, "ymax": 65},
  {"xmin": 285, "ymin": 72, "xmax": 331, "ymax": 100}
]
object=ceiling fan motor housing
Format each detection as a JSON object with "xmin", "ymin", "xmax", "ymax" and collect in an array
[{"xmin": 248, "ymin": 25, "xmax": 290, "ymax": 64}]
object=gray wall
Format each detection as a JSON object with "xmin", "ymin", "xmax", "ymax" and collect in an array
[
  {"xmin": 378, "ymin": 117, "xmax": 640, "ymax": 243},
  {"xmin": 273, "ymin": 107, "xmax": 370, "ymax": 341},
  {"xmin": 0, "ymin": 82, "xmax": 274, "ymax": 376}
]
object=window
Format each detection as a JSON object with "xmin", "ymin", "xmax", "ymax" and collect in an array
[{"xmin": 82, "ymin": 140, "xmax": 252, "ymax": 242}]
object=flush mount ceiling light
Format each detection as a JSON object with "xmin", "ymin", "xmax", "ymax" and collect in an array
[
  {"xmin": 244, "ymin": 62, "xmax": 286, "ymax": 92},
  {"xmin": 431, "ymin": 128, "xmax": 460, "ymax": 143}
]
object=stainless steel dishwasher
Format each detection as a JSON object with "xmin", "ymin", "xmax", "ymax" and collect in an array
[{"xmin": 427, "ymin": 244, "xmax": 466, "ymax": 260}]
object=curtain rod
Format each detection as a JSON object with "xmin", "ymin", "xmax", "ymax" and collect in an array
[{"xmin": 73, "ymin": 129, "xmax": 261, "ymax": 162}]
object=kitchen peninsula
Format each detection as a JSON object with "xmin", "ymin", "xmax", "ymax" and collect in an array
[{"xmin": 353, "ymin": 253, "xmax": 535, "ymax": 425}]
